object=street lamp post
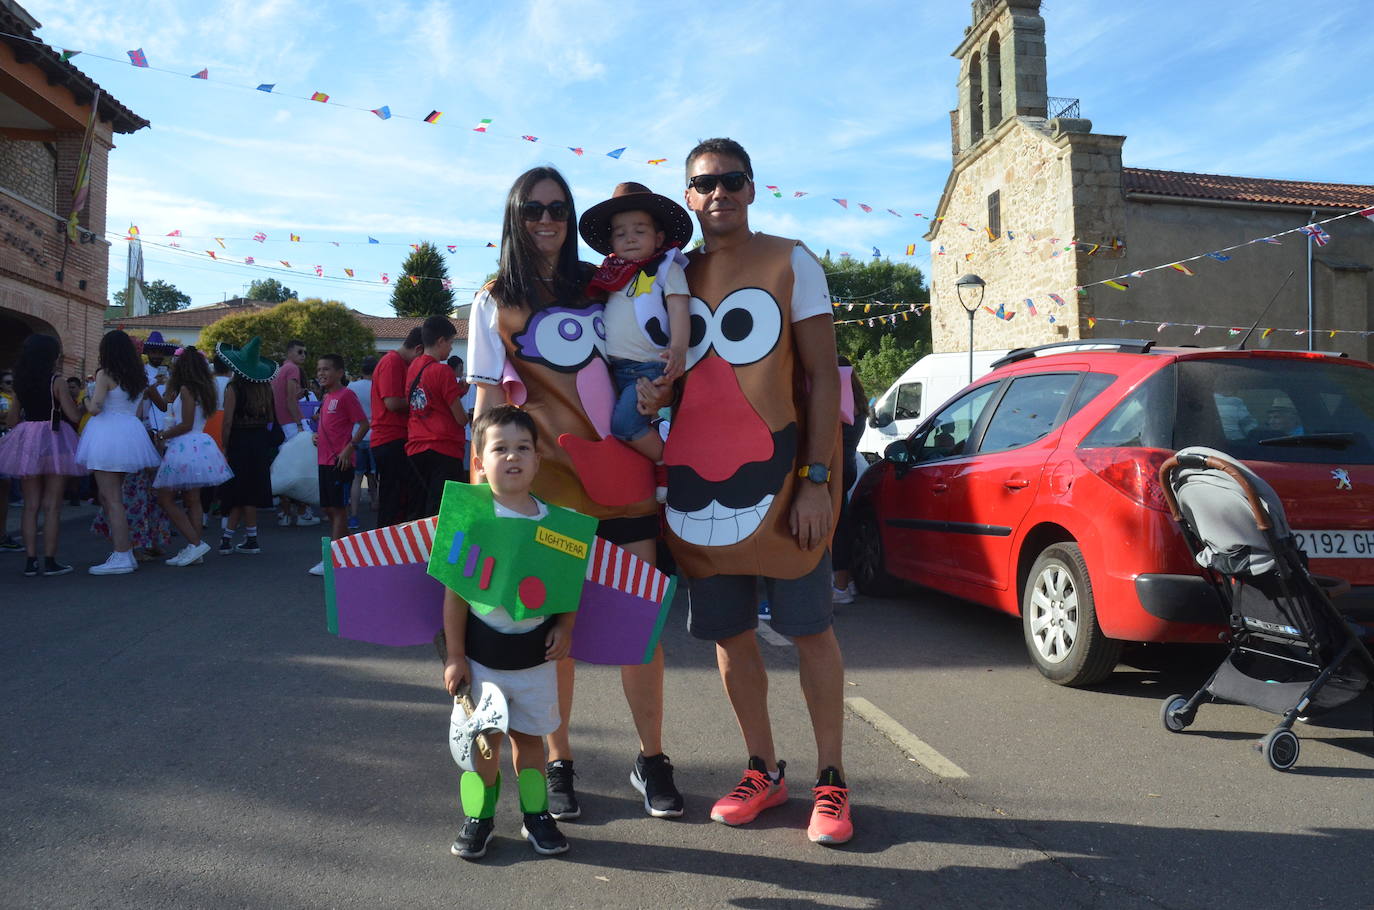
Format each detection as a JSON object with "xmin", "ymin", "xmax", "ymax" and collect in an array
[{"xmin": 955, "ymin": 273, "xmax": 986, "ymax": 384}]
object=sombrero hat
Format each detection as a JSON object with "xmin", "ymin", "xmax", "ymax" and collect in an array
[
  {"xmin": 142, "ymin": 331, "xmax": 177, "ymax": 356},
  {"xmin": 579, "ymin": 182, "xmax": 694, "ymax": 257},
  {"xmin": 215, "ymin": 337, "xmax": 279, "ymax": 383}
]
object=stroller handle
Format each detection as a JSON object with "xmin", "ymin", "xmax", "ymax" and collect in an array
[{"xmin": 1159, "ymin": 454, "xmax": 1272, "ymax": 532}]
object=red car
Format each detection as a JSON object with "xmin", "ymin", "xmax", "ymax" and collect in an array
[{"xmin": 850, "ymin": 340, "xmax": 1374, "ymax": 686}]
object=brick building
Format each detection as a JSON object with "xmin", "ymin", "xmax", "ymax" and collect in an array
[
  {"xmin": 0, "ymin": 0, "xmax": 147, "ymax": 373},
  {"xmin": 927, "ymin": 0, "xmax": 1374, "ymax": 360}
]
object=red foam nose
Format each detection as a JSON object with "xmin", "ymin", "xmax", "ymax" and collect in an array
[{"xmin": 664, "ymin": 356, "xmax": 774, "ymax": 482}]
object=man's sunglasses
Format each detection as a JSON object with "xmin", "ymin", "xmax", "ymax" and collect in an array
[
  {"xmin": 687, "ymin": 172, "xmax": 750, "ymax": 194},
  {"xmin": 520, "ymin": 200, "xmax": 572, "ymax": 222}
]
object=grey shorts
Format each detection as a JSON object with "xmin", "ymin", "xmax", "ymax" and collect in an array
[{"xmin": 686, "ymin": 551, "xmax": 833, "ymax": 641}]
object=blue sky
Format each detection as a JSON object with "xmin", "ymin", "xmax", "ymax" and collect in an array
[{"xmin": 23, "ymin": 0, "xmax": 1374, "ymax": 316}]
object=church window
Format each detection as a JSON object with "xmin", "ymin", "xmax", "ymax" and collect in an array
[
  {"xmin": 969, "ymin": 51, "xmax": 984, "ymax": 143},
  {"xmin": 986, "ymin": 33, "xmax": 1004, "ymax": 127},
  {"xmin": 987, "ymin": 190, "xmax": 1001, "ymax": 240}
]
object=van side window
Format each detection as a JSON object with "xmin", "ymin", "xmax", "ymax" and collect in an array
[{"xmin": 894, "ymin": 383, "xmax": 923, "ymax": 420}]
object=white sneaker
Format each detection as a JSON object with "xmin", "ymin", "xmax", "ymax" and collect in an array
[
  {"xmin": 169, "ymin": 541, "xmax": 211, "ymax": 566},
  {"xmin": 296, "ymin": 513, "xmax": 321, "ymax": 527},
  {"xmin": 165, "ymin": 545, "xmax": 193, "ymax": 566},
  {"xmin": 90, "ymin": 551, "xmax": 137, "ymax": 575},
  {"xmin": 832, "ymin": 585, "xmax": 855, "ymax": 605},
  {"xmin": 308, "ymin": 560, "xmax": 325, "ymax": 576},
  {"xmin": 277, "ymin": 513, "xmax": 293, "ymax": 527}
]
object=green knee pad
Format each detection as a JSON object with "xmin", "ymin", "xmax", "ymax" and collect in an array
[
  {"xmin": 460, "ymin": 771, "xmax": 500, "ymax": 819},
  {"xmin": 517, "ymin": 767, "xmax": 548, "ymax": 814}
]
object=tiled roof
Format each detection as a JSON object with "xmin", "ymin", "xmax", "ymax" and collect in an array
[
  {"xmin": 106, "ymin": 301, "xmax": 467, "ymax": 340},
  {"xmin": 1123, "ymin": 167, "xmax": 1374, "ymax": 210},
  {"xmin": 349, "ymin": 312, "xmax": 470, "ymax": 340}
]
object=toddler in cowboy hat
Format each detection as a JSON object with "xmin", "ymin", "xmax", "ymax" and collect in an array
[{"xmin": 579, "ymin": 182, "xmax": 694, "ymax": 501}]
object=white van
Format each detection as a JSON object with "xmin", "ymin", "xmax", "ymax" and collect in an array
[{"xmin": 858, "ymin": 350, "xmax": 1009, "ymax": 461}]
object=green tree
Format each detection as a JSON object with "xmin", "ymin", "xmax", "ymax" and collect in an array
[
  {"xmin": 112, "ymin": 279, "xmax": 191, "ymax": 315},
  {"xmin": 824, "ymin": 254, "xmax": 931, "ymax": 396},
  {"xmin": 245, "ymin": 278, "xmax": 298, "ymax": 304},
  {"xmin": 390, "ymin": 242, "xmax": 455, "ymax": 317},
  {"xmin": 200, "ymin": 299, "xmax": 376, "ymax": 376}
]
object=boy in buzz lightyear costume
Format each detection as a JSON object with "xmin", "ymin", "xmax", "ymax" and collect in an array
[{"xmin": 437, "ymin": 405, "xmax": 595, "ymax": 860}]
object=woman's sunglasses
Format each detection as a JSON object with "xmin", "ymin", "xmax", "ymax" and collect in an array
[
  {"xmin": 520, "ymin": 200, "xmax": 572, "ymax": 222},
  {"xmin": 687, "ymin": 172, "xmax": 750, "ymax": 194}
]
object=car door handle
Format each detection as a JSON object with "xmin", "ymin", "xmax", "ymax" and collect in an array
[
  {"xmin": 1003, "ymin": 479, "xmax": 1031, "ymax": 490},
  {"xmin": 931, "ymin": 482, "xmax": 948, "ymax": 493}
]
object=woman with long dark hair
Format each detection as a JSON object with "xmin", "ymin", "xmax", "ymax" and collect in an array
[
  {"xmin": 153, "ymin": 347, "xmax": 233, "ymax": 566},
  {"xmin": 214, "ymin": 338, "xmax": 278, "ymax": 556},
  {"xmin": 77, "ymin": 330, "xmax": 166, "ymax": 575},
  {"xmin": 463, "ymin": 166, "xmax": 681, "ymax": 834},
  {"xmin": 0, "ymin": 333, "xmax": 84, "ymax": 575}
]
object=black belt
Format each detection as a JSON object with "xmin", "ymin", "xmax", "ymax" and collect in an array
[{"xmin": 464, "ymin": 614, "xmax": 555, "ymax": 670}]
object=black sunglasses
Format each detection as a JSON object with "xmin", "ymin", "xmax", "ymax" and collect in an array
[
  {"xmin": 520, "ymin": 200, "xmax": 572, "ymax": 222},
  {"xmin": 687, "ymin": 171, "xmax": 750, "ymax": 194}
]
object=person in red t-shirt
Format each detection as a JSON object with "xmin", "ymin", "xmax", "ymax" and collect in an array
[
  {"xmin": 405, "ymin": 315, "xmax": 468, "ymax": 517},
  {"xmin": 370, "ymin": 328, "xmax": 424, "ymax": 527},
  {"xmin": 309, "ymin": 353, "xmax": 368, "ymax": 576}
]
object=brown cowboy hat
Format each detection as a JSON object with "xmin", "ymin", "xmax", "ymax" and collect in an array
[{"xmin": 578, "ymin": 182, "xmax": 694, "ymax": 257}]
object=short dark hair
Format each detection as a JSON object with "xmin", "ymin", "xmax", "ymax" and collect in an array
[
  {"xmin": 685, "ymin": 137, "xmax": 753, "ymax": 180},
  {"xmin": 318, "ymin": 353, "xmax": 345, "ymax": 372},
  {"xmin": 446, "ymin": 355, "xmax": 464, "ymax": 370},
  {"xmin": 360, "ymin": 355, "xmax": 378, "ymax": 375},
  {"xmin": 471, "ymin": 404, "xmax": 538, "ymax": 451},
  {"xmin": 287, "ymin": 339, "xmax": 306, "ymax": 352},
  {"xmin": 421, "ymin": 315, "xmax": 457, "ymax": 347},
  {"xmin": 402, "ymin": 327, "xmax": 423, "ymax": 350}
]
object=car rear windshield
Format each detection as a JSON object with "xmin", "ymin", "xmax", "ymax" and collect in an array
[{"xmin": 1176, "ymin": 358, "xmax": 1374, "ymax": 464}]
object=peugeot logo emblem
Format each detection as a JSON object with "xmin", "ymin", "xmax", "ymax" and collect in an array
[{"xmin": 1332, "ymin": 468, "xmax": 1352, "ymax": 491}]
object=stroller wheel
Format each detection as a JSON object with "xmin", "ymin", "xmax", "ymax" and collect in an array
[
  {"xmin": 1160, "ymin": 694, "xmax": 1194, "ymax": 732},
  {"xmin": 1259, "ymin": 729, "xmax": 1300, "ymax": 772}
]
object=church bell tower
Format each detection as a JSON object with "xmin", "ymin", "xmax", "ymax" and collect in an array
[{"xmin": 952, "ymin": 0, "xmax": 1048, "ymax": 157}]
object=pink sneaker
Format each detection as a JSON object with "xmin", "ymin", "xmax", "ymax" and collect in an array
[
  {"xmin": 807, "ymin": 768, "xmax": 852, "ymax": 845},
  {"xmin": 710, "ymin": 758, "xmax": 787, "ymax": 826}
]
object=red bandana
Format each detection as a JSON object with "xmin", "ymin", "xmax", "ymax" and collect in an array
[{"xmin": 587, "ymin": 244, "xmax": 679, "ymax": 294}]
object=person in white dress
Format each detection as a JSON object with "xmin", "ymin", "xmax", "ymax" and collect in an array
[
  {"xmin": 76, "ymin": 330, "xmax": 167, "ymax": 575},
  {"xmin": 153, "ymin": 347, "xmax": 234, "ymax": 567}
]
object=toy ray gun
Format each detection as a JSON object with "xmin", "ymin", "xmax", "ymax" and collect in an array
[{"xmin": 449, "ymin": 680, "xmax": 509, "ymax": 772}]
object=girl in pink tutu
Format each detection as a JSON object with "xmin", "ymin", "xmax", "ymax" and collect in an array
[
  {"xmin": 0, "ymin": 334, "xmax": 84, "ymax": 576},
  {"xmin": 153, "ymin": 347, "xmax": 233, "ymax": 567},
  {"xmin": 77, "ymin": 330, "xmax": 167, "ymax": 576}
]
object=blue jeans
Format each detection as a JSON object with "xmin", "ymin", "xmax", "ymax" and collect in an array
[{"xmin": 610, "ymin": 357, "xmax": 665, "ymax": 442}]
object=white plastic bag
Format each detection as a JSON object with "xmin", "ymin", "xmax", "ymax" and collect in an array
[{"xmin": 270, "ymin": 431, "xmax": 320, "ymax": 505}]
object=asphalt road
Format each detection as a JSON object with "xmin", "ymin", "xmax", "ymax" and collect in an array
[{"xmin": 2, "ymin": 503, "xmax": 1372, "ymax": 909}]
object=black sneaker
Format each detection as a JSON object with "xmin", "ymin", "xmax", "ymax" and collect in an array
[
  {"xmin": 546, "ymin": 760, "xmax": 580, "ymax": 820},
  {"xmin": 43, "ymin": 558, "xmax": 73, "ymax": 577},
  {"xmin": 450, "ymin": 816, "xmax": 494, "ymax": 860},
  {"xmin": 218, "ymin": 536, "xmax": 234, "ymax": 555},
  {"xmin": 630, "ymin": 753, "xmax": 685, "ymax": 818},
  {"xmin": 234, "ymin": 536, "xmax": 261, "ymax": 555},
  {"xmin": 0, "ymin": 536, "xmax": 22, "ymax": 553},
  {"xmin": 521, "ymin": 811, "xmax": 569, "ymax": 855},
  {"xmin": 23, "ymin": 557, "xmax": 40, "ymax": 577}
]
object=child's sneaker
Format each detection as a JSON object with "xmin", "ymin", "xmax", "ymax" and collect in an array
[
  {"xmin": 546, "ymin": 760, "xmax": 580, "ymax": 820},
  {"xmin": 234, "ymin": 536, "xmax": 261, "ymax": 555},
  {"xmin": 218, "ymin": 536, "xmax": 234, "ymax": 555},
  {"xmin": 0, "ymin": 535, "xmax": 23, "ymax": 552},
  {"xmin": 710, "ymin": 757, "xmax": 787, "ymax": 826},
  {"xmin": 630, "ymin": 752, "xmax": 685, "ymax": 818},
  {"xmin": 23, "ymin": 557, "xmax": 40, "ymax": 577},
  {"xmin": 832, "ymin": 585, "xmax": 855, "ymax": 605},
  {"xmin": 295, "ymin": 511, "xmax": 321, "ymax": 527},
  {"xmin": 521, "ymin": 811, "xmax": 569, "ymax": 855},
  {"xmin": 450, "ymin": 816, "xmax": 494, "ymax": 860},
  {"xmin": 42, "ymin": 558, "xmax": 73, "ymax": 577},
  {"xmin": 807, "ymin": 767, "xmax": 853, "ymax": 845},
  {"xmin": 347, "ymin": 515, "xmax": 360, "ymax": 531}
]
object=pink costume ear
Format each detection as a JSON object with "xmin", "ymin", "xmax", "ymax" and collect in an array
[
  {"xmin": 575, "ymin": 358, "xmax": 614, "ymax": 440},
  {"xmin": 500, "ymin": 360, "xmax": 527, "ymax": 406}
]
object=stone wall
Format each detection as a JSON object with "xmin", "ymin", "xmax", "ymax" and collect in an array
[{"xmin": 0, "ymin": 137, "xmax": 57, "ymax": 210}]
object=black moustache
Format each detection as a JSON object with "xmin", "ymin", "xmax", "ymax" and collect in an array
[{"xmin": 665, "ymin": 423, "xmax": 797, "ymax": 513}]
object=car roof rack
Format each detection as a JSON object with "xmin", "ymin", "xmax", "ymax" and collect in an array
[{"xmin": 990, "ymin": 339, "xmax": 1156, "ymax": 369}]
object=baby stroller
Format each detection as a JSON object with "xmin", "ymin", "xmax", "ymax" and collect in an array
[{"xmin": 1157, "ymin": 446, "xmax": 1374, "ymax": 771}]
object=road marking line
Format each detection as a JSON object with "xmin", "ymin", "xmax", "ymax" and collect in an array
[
  {"xmin": 757, "ymin": 622, "xmax": 791, "ymax": 647},
  {"xmin": 845, "ymin": 696, "xmax": 969, "ymax": 779}
]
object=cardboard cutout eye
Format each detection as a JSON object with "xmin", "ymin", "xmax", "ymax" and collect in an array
[
  {"xmin": 684, "ymin": 297, "xmax": 715, "ymax": 371},
  {"xmin": 709, "ymin": 288, "xmax": 782, "ymax": 367},
  {"xmin": 515, "ymin": 306, "xmax": 607, "ymax": 372}
]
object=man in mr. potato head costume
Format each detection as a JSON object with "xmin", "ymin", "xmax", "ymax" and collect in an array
[{"xmin": 666, "ymin": 138, "xmax": 852, "ymax": 846}]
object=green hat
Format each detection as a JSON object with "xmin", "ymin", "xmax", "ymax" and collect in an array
[{"xmin": 215, "ymin": 337, "xmax": 279, "ymax": 383}]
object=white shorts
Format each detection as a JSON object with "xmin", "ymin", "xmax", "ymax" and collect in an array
[
  {"xmin": 281, "ymin": 422, "xmax": 302, "ymax": 440},
  {"xmin": 468, "ymin": 658, "xmax": 559, "ymax": 737}
]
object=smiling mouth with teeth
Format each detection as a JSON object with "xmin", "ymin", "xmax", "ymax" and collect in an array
[
  {"xmin": 663, "ymin": 423, "xmax": 796, "ymax": 548},
  {"xmin": 666, "ymin": 495, "xmax": 774, "ymax": 546}
]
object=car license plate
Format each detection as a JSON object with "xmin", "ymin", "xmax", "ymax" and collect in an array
[{"xmin": 1293, "ymin": 529, "xmax": 1374, "ymax": 558}]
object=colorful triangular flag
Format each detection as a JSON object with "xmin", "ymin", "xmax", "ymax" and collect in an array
[
  {"xmin": 127, "ymin": 48, "xmax": 148, "ymax": 67},
  {"xmin": 192, "ymin": 68, "xmax": 208, "ymax": 80},
  {"xmin": 1049, "ymin": 293, "xmax": 1066, "ymax": 306},
  {"xmin": 314, "ymin": 265, "xmax": 324, "ymax": 276},
  {"xmin": 833, "ymin": 199, "xmax": 848, "ymax": 209},
  {"xmin": 290, "ymin": 233, "xmax": 301, "ymax": 242},
  {"xmin": 252, "ymin": 232, "xmax": 266, "ymax": 242},
  {"xmin": 1087, "ymin": 316, "xmax": 1097, "ymax": 329},
  {"xmin": 310, "ymin": 91, "xmax": 329, "ymax": 103},
  {"xmin": 647, "ymin": 158, "xmax": 666, "ymax": 165},
  {"xmin": 606, "ymin": 147, "xmax": 626, "ymax": 159},
  {"xmin": 205, "ymin": 250, "xmax": 217, "ymax": 259},
  {"xmin": 244, "ymin": 256, "xmax": 255, "ymax": 265},
  {"xmin": 905, "ymin": 244, "xmax": 915, "ymax": 256},
  {"xmin": 1169, "ymin": 263, "xmax": 1195, "ymax": 276},
  {"xmin": 166, "ymin": 229, "xmax": 181, "ymax": 237},
  {"xmin": 765, "ymin": 186, "xmax": 781, "ymax": 198},
  {"xmin": 568, "ymin": 147, "xmax": 584, "ymax": 156},
  {"xmin": 887, "ymin": 209, "xmax": 902, "ymax": 217},
  {"xmin": 472, "ymin": 117, "xmax": 490, "ymax": 131},
  {"xmin": 279, "ymin": 260, "xmax": 290, "ymax": 268},
  {"xmin": 1025, "ymin": 298, "xmax": 1038, "ymax": 317},
  {"xmin": 858, "ymin": 204, "xmax": 873, "ymax": 213},
  {"xmin": 256, "ymin": 83, "xmax": 275, "ymax": 92},
  {"xmin": 424, "ymin": 111, "xmax": 443, "ymax": 124},
  {"xmin": 60, "ymin": 49, "xmax": 80, "ymax": 61},
  {"xmin": 446, "ymin": 245, "xmax": 457, "ymax": 253},
  {"xmin": 344, "ymin": 268, "xmax": 354, "ymax": 277},
  {"xmin": 409, "ymin": 275, "xmax": 419, "ymax": 286},
  {"xmin": 1206, "ymin": 252, "xmax": 1231, "ymax": 262},
  {"xmin": 371, "ymin": 106, "xmax": 392, "ymax": 120},
  {"xmin": 214, "ymin": 237, "xmax": 225, "ymax": 249},
  {"xmin": 368, "ymin": 237, "xmax": 379, "ymax": 244},
  {"xmin": 381, "ymin": 273, "xmax": 389, "ymax": 284},
  {"xmin": 522, "ymin": 135, "xmax": 539, "ymax": 142},
  {"xmin": 793, "ymin": 191, "xmax": 808, "ymax": 198},
  {"xmin": 486, "ymin": 242, "xmax": 496, "ymax": 248},
  {"xmin": 1103, "ymin": 279, "xmax": 1129, "ymax": 291},
  {"xmin": 1300, "ymin": 224, "xmax": 1331, "ymax": 247}
]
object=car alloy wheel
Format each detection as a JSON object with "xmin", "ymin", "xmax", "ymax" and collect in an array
[
  {"xmin": 853, "ymin": 514, "xmax": 902, "ymax": 597},
  {"xmin": 1021, "ymin": 542, "xmax": 1122, "ymax": 686}
]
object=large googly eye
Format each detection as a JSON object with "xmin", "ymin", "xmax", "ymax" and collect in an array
[
  {"xmin": 708, "ymin": 288, "xmax": 781, "ymax": 367},
  {"xmin": 517, "ymin": 307, "xmax": 606, "ymax": 372},
  {"xmin": 683, "ymin": 297, "xmax": 715, "ymax": 371}
]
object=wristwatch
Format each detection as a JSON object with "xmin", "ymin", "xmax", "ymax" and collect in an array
[{"xmin": 797, "ymin": 463, "xmax": 830, "ymax": 484}]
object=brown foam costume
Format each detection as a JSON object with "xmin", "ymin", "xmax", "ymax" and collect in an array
[
  {"xmin": 663, "ymin": 233, "xmax": 841, "ymax": 579},
  {"xmin": 489, "ymin": 294, "xmax": 657, "ymax": 521}
]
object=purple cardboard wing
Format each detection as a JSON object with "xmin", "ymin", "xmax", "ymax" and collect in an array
[
  {"xmin": 569, "ymin": 537, "xmax": 677, "ymax": 666},
  {"xmin": 324, "ymin": 517, "xmax": 445, "ymax": 646}
]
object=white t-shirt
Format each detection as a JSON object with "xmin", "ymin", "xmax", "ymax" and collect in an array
[
  {"xmin": 213, "ymin": 374, "xmax": 231, "ymax": 410},
  {"xmin": 472, "ymin": 498, "xmax": 550, "ymax": 634},
  {"xmin": 604, "ymin": 259, "xmax": 689, "ymax": 362},
  {"xmin": 466, "ymin": 244, "xmax": 832, "ymax": 386},
  {"xmin": 350, "ymin": 378, "xmax": 373, "ymax": 442}
]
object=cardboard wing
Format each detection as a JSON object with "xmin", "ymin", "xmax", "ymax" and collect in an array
[
  {"xmin": 569, "ymin": 537, "xmax": 677, "ymax": 666},
  {"xmin": 426, "ymin": 482, "xmax": 597, "ymax": 622},
  {"xmin": 323, "ymin": 516, "xmax": 444, "ymax": 646}
]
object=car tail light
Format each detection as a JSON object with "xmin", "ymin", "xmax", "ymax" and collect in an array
[{"xmin": 1077, "ymin": 447, "xmax": 1173, "ymax": 512}]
